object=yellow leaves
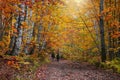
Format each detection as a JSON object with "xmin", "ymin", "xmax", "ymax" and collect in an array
[
  {"xmin": 18, "ymin": 61, "xmax": 30, "ymax": 65},
  {"xmin": 42, "ymin": 15, "xmax": 50, "ymax": 22},
  {"xmin": 52, "ymin": 17, "xmax": 58, "ymax": 24},
  {"xmin": 21, "ymin": 22, "xmax": 27, "ymax": 26},
  {"xmin": 108, "ymin": 48, "xmax": 114, "ymax": 51},
  {"xmin": 61, "ymin": 15, "xmax": 72, "ymax": 23},
  {"xmin": 12, "ymin": 19, "xmax": 17, "ymax": 25},
  {"xmin": 31, "ymin": 16, "xmax": 36, "ymax": 22},
  {"xmin": 92, "ymin": 48, "xmax": 99, "ymax": 53},
  {"xmin": 0, "ymin": 41, "xmax": 5, "ymax": 49},
  {"xmin": 0, "ymin": 35, "xmax": 10, "ymax": 50},
  {"xmin": 37, "ymin": 15, "xmax": 41, "ymax": 20},
  {"xmin": 42, "ymin": 22, "xmax": 49, "ymax": 28},
  {"xmin": 31, "ymin": 14, "xmax": 41, "ymax": 22},
  {"xmin": 3, "ymin": 36, "xmax": 10, "ymax": 46},
  {"xmin": 86, "ymin": 22, "xmax": 93, "ymax": 27}
]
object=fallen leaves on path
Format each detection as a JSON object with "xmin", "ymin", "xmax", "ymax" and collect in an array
[{"xmin": 36, "ymin": 60, "xmax": 120, "ymax": 80}]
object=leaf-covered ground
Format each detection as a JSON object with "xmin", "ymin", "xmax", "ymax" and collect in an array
[
  {"xmin": 0, "ymin": 58, "xmax": 120, "ymax": 80},
  {"xmin": 35, "ymin": 60, "xmax": 120, "ymax": 80}
]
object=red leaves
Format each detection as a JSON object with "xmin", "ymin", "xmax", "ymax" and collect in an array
[{"xmin": 25, "ymin": 1, "xmax": 30, "ymax": 5}]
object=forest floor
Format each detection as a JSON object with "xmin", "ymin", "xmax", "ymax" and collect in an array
[
  {"xmin": 0, "ymin": 58, "xmax": 120, "ymax": 80},
  {"xmin": 35, "ymin": 60, "xmax": 120, "ymax": 80}
]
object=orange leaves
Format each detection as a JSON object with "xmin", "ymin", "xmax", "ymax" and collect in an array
[
  {"xmin": 13, "ymin": 28, "xmax": 18, "ymax": 33},
  {"xmin": 111, "ymin": 32, "xmax": 120, "ymax": 39},
  {"xmin": 42, "ymin": 15, "xmax": 50, "ymax": 22},
  {"xmin": 25, "ymin": 0, "xmax": 33, "ymax": 8},
  {"xmin": 25, "ymin": 1, "xmax": 30, "ymax": 5},
  {"xmin": 7, "ymin": 61, "xmax": 11, "ymax": 65},
  {"xmin": 110, "ymin": 21, "xmax": 119, "ymax": 27},
  {"xmin": 21, "ymin": 22, "xmax": 28, "ymax": 28},
  {"xmin": 11, "ymin": 25, "xmax": 18, "ymax": 33},
  {"xmin": 105, "ymin": 14, "xmax": 112, "ymax": 21},
  {"xmin": 0, "ymin": 0, "xmax": 19, "ymax": 14},
  {"xmin": 7, "ymin": 56, "xmax": 20, "ymax": 69},
  {"xmin": 0, "ymin": 41, "xmax": 5, "ymax": 49},
  {"xmin": 7, "ymin": 61, "xmax": 15, "ymax": 65},
  {"xmin": 7, "ymin": 60, "xmax": 19, "ymax": 69},
  {"xmin": 109, "ymin": 21, "xmax": 120, "ymax": 39}
]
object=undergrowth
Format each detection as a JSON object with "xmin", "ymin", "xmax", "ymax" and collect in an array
[
  {"xmin": 87, "ymin": 56, "xmax": 120, "ymax": 74},
  {"xmin": 0, "ymin": 51, "xmax": 50, "ymax": 80}
]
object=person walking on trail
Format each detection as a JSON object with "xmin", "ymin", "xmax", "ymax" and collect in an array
[
  {"xmin": 56, "ymin": 53, "xmax": 60, "ymax": 62},
  {"xmin": 51, "ymin": 52, "xmax": 55, "ymax": 61}
]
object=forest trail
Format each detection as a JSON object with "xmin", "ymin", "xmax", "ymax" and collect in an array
[{"xmin": 35, "ymin": 60, "xmax": 120, "ymax": 80}]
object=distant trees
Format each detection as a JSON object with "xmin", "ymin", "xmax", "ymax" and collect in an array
[{"xmin": 105, "ymin": 0, "xmax": 120, "ymax": 60}]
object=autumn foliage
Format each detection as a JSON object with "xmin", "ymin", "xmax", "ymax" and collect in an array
[{"xmin": 0, "ymin": 0, "xmax": 120, "ymax": 74}]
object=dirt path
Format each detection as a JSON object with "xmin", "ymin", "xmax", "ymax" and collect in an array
[{"xmin": 36, "ymin": 60, "xmax": 120, "ymax": 80}]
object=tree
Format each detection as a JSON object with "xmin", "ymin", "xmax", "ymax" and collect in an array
[{"xmin": 99, "ymin": 0, "xmax": 106, "ymax": 62}]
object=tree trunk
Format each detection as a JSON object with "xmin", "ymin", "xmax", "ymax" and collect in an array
[
  {"xmin": 0, "ymin": 10, "xmax": 4, "ymax": 41},
  {"xmin": 12, "ymin": 4, "xmax": 25, "ymax": 55},
  {"xmin": 106, "ymin": 0, "xmax": 114, "ymax": 60},
  {"xmin": 99, "ymin": 0, "xmax": 106, "ymax": 62}
]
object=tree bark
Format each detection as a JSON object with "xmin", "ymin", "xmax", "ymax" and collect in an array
[
  {"xmin": 12, "ymin": 4, "xmax": 25, "ymax": 55},
  {"xmin": 0, "ymin": 10, "xmax": 4, "ymax": 41},
  {"xmin": 99, "ymin": 0, "xmax": 106, "ymax": 62}
]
